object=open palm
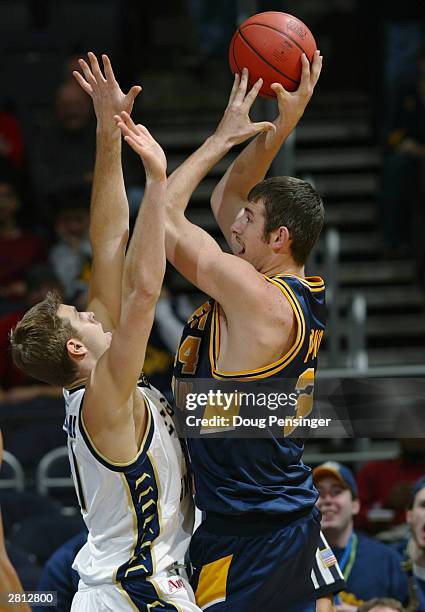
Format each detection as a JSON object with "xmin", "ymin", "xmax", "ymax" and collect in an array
[{"xmin": 73, "ymin": 52, "xmax": 141, "ymax": 124}]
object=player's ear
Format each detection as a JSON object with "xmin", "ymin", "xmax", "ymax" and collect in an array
[
  {"xmin": 352, "ymin": 497, "xmax": 360, "ymax": 516},
  {"xmin": 67, "ymin": 338, "xmax": 88, "ymax": 359},
  {"xmin": 271, "ymin": 226, "xmax": 290, "ymax": 253},
  {"xmin": 406, "ymin": 509, "xmax": 412, "ymax": 525}
]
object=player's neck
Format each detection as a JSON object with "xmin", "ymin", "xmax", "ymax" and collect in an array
[{"xmin": 262, "ymin": 259, "xmax": 305, "ymax": 278}]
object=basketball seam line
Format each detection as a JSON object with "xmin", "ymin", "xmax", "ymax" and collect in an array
[
  {"xmin": 237, "ymin": 28, "xmax": 300, "ymax": 85},
  {"xmin": 231, "ymin": 39, "xmax": 275, "ymax": 99},
  {"xmin": 242, "ymin": 21, "xmax": 312, "ymax": 60}
]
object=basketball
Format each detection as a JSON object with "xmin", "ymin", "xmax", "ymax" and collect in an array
[{"xmin": 229, "ymin": 11, "xmax": 317, "ymax": 98}]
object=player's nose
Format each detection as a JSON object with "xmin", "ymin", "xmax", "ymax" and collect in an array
[{"xmin": 231, "ymin": 220, "xmax": 242, "ymax": 234}]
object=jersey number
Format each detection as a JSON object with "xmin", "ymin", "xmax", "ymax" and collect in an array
[
  {"xmin": 70, "ymin": 445, "xmax": 87, "ymax": 511},
  {"xmin": 284, "ymin": 368, "xmax": 315, "ymax": 436},
  {"xmin": 178, "ymin": 335, "xmax": 201, "ymax": 375}
]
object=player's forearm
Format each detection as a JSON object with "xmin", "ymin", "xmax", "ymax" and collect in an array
[
  {"xmin": 0, "ymin": 555, "xmax": 30, "ymax": 611},
  {"xmin": 124, "ymin": 178, "xmax": 166, "ymax": 299},
  {"xmin": 90, "ymin": 129, "xmax": 129, "ymax": 249},
  {"xmin": 167, "ymin": 134, "xmax": 232, "ymax": 219}
]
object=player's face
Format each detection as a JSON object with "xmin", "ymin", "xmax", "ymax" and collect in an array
[
  {"xmin": 230, "ymin": 201, "xmax": 271, "ymax": 270},
  {"xmin": 407, "ymin": 488, "xmax": 425, "ymax": 550},
  {"xmin": 316, "ymin": 476, "xmax": 359, "ymax": 534},
  {"xmin": 58, "ymin": 304, "xmax": 112, "ymax": 358}
]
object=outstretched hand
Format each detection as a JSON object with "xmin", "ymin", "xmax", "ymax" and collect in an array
[
  {"xmin": 115, "ymin": 112, "xmax": 167, "ymax": 181},
  {"xmin": 215, "ymin": 68, "xmax": 276, "ymax": 146},
  {"xmin": 270, "ymin": 49, "xmax": 322, "ymax": 132},
  {"xmin": 73, "ymin": 52, "xmax": 141, "ymax": 129}
]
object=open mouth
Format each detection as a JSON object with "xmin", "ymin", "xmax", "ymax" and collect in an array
[{"xmin": 234, "ymin": 237, "xmax": 245, "ymax": 256}]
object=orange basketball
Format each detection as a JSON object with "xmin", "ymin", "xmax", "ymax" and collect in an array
[{"xmin": 229, "ymin": 11, "xmax": 317, "ymax": 98}]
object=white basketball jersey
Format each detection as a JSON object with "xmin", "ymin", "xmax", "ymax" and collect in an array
[{"xmin": 63, "ymin": 381, "xmax": 194, "ymax": 591}]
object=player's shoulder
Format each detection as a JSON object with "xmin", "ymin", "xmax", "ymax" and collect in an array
[{"xmin": 271, "ymin": 274, "xmax": 325, "ymax": 294}]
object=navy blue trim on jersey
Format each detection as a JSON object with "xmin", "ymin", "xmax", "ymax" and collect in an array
[
  {"xmin": 116, "ymin": 453, "xmax": 160, "ymax": 587},
  {"xmin": 78, "ymin": 393, "xmax": 154, "ymax": 473},
  {"xmin": 66, "ymin": 383, "xmax": 85, "ymax": 395},
  {"xmin": 118, "ymin": 578, "xmax": 180, "ymax": 611}
]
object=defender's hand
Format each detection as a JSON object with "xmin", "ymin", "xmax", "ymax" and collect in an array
[
  {"xmin": 73, "ymin": 52, "xmax": 141, "ymax": 129},
  {"xmin": 215, "ymin": 68, "xmax": 276, "ymax": 146},
  {"xmin": 115, "ymin": 111, "xmax": 167, "ymax": 181},
  {"xmin": 270, "ymin": 49, "xmax": 322, "ymax": 132}
]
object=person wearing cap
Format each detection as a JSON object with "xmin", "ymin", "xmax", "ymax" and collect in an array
[
  {"xmin": 313, "ymin": 461, "xmax": 409, "ymax": 610},
  {"xmin": 397, "ymin": 475, "xmax": 425, "ymax": 611}
]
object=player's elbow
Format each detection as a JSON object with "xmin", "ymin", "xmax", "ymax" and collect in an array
[{"xmin": 127, "ymin": 283, "xmax": 162, "ymax": 308}]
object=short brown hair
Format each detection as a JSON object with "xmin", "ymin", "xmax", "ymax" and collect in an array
[
  {"xmin": 10, "ymin": 292, "xmax": 79, "ymax": 386},
  {"xmin": 248, "ymin": 176, "xmax": 324, "ymax": 265},
  {"xmin": 357, "ymin": 598, "xmax": 405, "ymax": 612}
]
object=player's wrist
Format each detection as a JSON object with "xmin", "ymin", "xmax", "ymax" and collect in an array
[
  {"xmin": 96, "ymin": 123, "xmax": 121, "ymax": 138},
  {"xmin": 209, "ymin": 132, "xmax": 234, "ymax": 153}
]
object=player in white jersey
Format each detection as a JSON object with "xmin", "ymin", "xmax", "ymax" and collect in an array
[{"xmin": 10, "ymin": 53, "xmax": 200, "ymax": 611}]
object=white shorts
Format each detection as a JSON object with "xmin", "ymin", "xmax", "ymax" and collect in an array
[{"xmin": 71, "ymin": 573, "xmax": 202, "ymax": 611}]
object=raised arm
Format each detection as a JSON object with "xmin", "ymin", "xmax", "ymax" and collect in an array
[
  {"xmin": 211, "ymin": 51, "xmax": 322, "ymax": 245},
  {"xmin": 83, "ymin": 126, "xmax": 167, "ymax": 461},
  {"xmin": 73, "ymin": 53, "xmax": 141, "ymax": 329},
  {"xmin": 99, "ymin": 125, "xmax": 166, "ymax": 402},
  {"xmin": 116, "ymin": 78, "xmax": 275, "ymax": 311}
]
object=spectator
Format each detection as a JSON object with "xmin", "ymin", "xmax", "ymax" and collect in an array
[
  {"xmin": 396, "ymin": 476, "xmax": 425, "ymax": 611},
  {"xmin": 0, "ymin": 264, "xmax": 63, "ymax": 403},
  {"xmin": 0, "ymin": 178, "xmax": 47, "ymax": 306},
  {"xmin": 0, "ymin": 104, "xmax": 24, "ymax": 168},
  {"xmin": 357, "ymin": 598, "xmax": 405, "ymax": 612},
  {"xmin": 49, "ymin": 189, "xmax": 91, "ymax": 308},
  {"xmin": 29, "ymin": 80, "xmax": 95, "ymax": 218},
  {"xmin": 314, "ymin": 461, "xmax": 409, "ymax": 609},
  {"xmin": 378, "ymin": 40, "xmax": 425, "ymax": 283},
  {"xmin": 357, "ymin": 440, "xmax": 425, "ymax": 533}
]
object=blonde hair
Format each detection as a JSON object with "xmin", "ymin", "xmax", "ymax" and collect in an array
[{"xmin": 10, "ymin": 292, "xmax": 79, "ymax": 386}]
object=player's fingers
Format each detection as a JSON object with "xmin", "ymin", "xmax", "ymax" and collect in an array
[
  {"xmin": 73, "ymin": 71, "xmax": 93, "ymax": 95},
  {"xmin": 270, "ymin": 82, "xmax": 287, "ymax": 99},
  {"xmin": 243, "ymin": 78, "xmax": 263, "ymax": 108},
  {"xmin": 123, "ymin": 135, "xmax": 145, "ymax": 156},
  {"xmin": 310, "ymin": 50, "xmax": 322, "ymax": 85},
  {"xmin": 124, "ymin": 134, "xmax": 143, "ymax": 150},
  {"xmin": 101, "ymin": 54, "xmax": 116, "ymax": 82},
  {"xmin": 120, "ymin": 111, "xmax": 139, "ymax": 133},
  {"xmin": 252, "ymin": 121, "xmax": 276, "ymax": 134},
  {"xmin": 78, "ymin": 58, "xmax": 97, "ymax": 88},
  {"xmin": 227, "ymin": 73, "xmax": 241, "ymax": 107},
  {"xmin": 115, "ymin": 118, "xmax": 135, "ymax": 140},
  {"xmin": 298, "ymin": 53, "xmax": 311, "ymax": 94},
  {"xmin": 136, "ymin": 123, "xmax": 151, "ymax": 137},
  {"xmin": 234, "ymin": 67, "xmax": 249, "ymax": 104},
  {"xmin": 88, "ymin": 51, "xmax": 107, "ymax": 83},
  {"xmin": 127, "ymin": 85, "xmax": 142, "ymax": 105}
]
